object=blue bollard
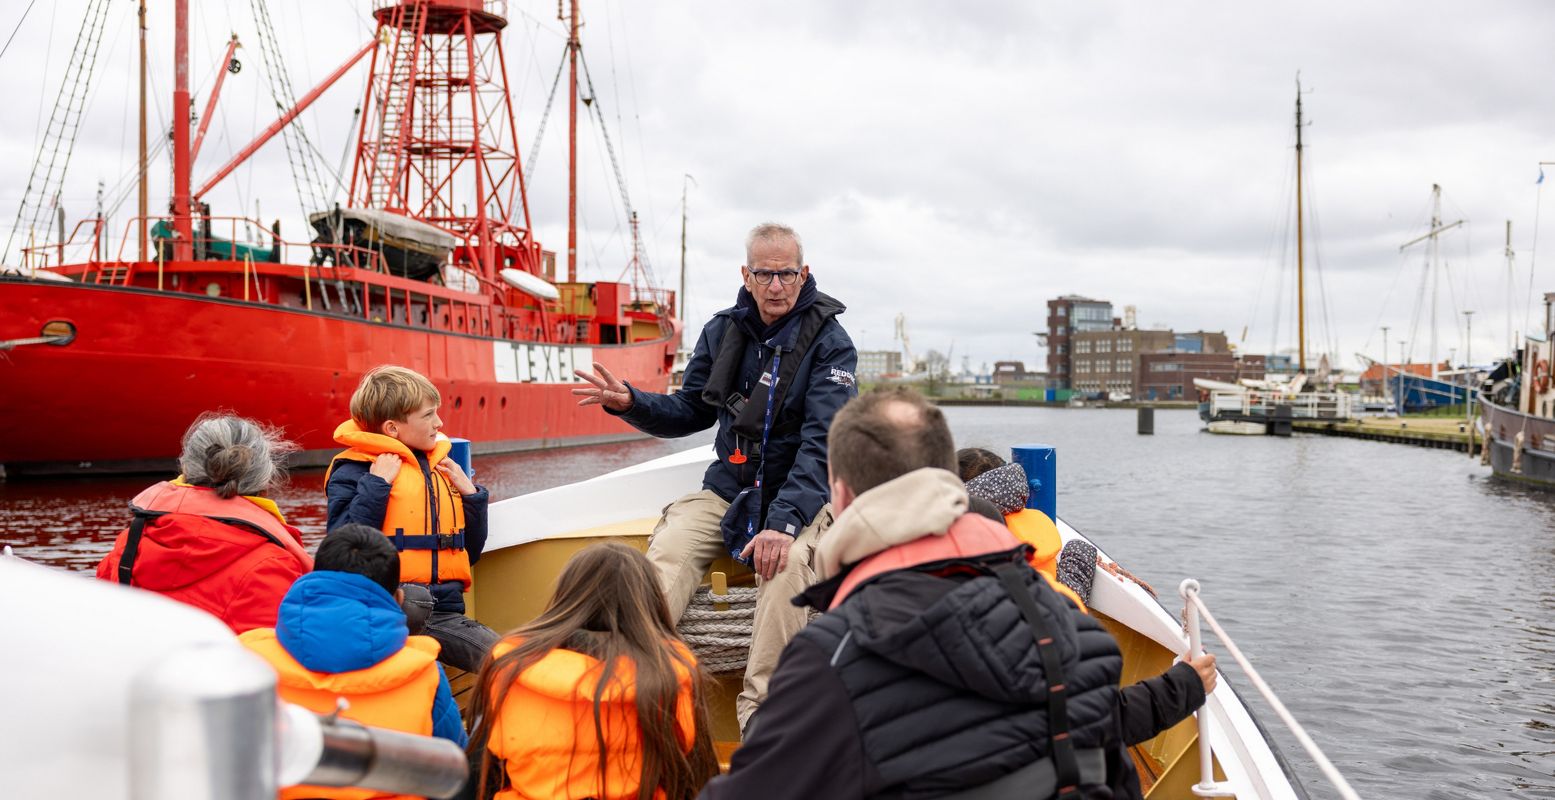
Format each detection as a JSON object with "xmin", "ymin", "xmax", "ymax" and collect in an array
[
  {"xmin": 447, "ymin": 437, "xmax": 474, "ymax": 481},
  {"xmin": 1011, "ymin": 444, "xmax": 1056, "ymax": 522}
]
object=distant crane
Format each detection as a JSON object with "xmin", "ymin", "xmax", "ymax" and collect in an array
[{"xmin": 894, "ymin": 312, "xmax": 925, "ymax": 374}]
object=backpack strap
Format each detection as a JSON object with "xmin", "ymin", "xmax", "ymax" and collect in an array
[
  {"xmin": 117, "ymin": 508, "xmax": 166, "ymax": 585},
  {"xmin": 117, "ymin": 507, "xmax": 288, "ymax": 586},
  {"xmin": 993, "ymin": 562, "xmax": 1081, "ymax": 800}
]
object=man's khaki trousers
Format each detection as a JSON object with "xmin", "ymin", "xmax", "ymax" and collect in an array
[{"xmin": 646, "ymin": 489, "xmax": 831, "ymax": 729}]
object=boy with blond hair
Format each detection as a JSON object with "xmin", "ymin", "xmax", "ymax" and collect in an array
[{"xmin": 326, "ymin": 364, "xmax": 497, "ymax": 671}]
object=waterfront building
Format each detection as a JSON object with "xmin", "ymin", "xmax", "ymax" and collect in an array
[
  {"xmin": 1045, "ymin": 295, "xmax": 1114, "ymax": 389},
  {"xmin": 857, "ymin": 350, "xmax": 905, "ymax": 381},
  {"xmin": 1071, "ymin": 329, "xmax": 1229, "ymax": 397},
  {"xmin": 1138, "ymin": 352, "xmax": 1265, "ymax": 401},
  {"xmin": 1358, "ymin": 362, "xmax": 1445, "ymax": 396}
]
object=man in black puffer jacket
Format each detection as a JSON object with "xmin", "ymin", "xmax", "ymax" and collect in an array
[{"xmin": 701, "ymin": 388, "xmax": 1145, "ymax": 800}]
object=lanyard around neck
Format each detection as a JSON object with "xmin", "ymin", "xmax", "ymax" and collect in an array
[{"xmin": 745, "ymin": 344, "xmax": 783, "ymax": 540}]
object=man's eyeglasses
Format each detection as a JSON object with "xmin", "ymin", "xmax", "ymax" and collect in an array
[{"xmin": 748, "ymin": 268, "xmax": 802, "ymax": 286}]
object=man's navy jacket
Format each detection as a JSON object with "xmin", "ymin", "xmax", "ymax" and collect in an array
[{"xmin": 615, "ymin": 278, "xmax": 857, "ymax": 540}]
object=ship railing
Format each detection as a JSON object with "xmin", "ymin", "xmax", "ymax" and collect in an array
[
  {"xmin": 370, "ymin": 0, "xmax": 507, "ymax": 17},
  {"xmin": 1180, "ymin": 580, "xmax": 1362, "ymax": 799},
  {"xmin": 1208, "ymin": 390, "xmax": 1351, "ymax": 420},
  {"xmin": 67, "ymin": 215, "xmax": 393, "ymax": 281},
  {"xmin": 17, "ymin": 217, "xmax": 108, "ymax": 272}
]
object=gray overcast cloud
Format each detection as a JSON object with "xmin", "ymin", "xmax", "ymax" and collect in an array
[{"xmin": 5, "ymin": 1, "xmax": 1554, "ymax": 371}]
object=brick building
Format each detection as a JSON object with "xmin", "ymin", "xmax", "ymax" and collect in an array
[
  {"xmin": 1069, "ymin": 329, "xmax": 1230, "ymax": 396},
  {"xmin": 992, "ymin": 360, "xmax": 1044, "ymax": 386},
  {"xmin": 1045, "ymin": 295, "xmax": 1113, "ymax": 389},
  {"xmin": 1137, "ymin": 352, "xmax": 1266, "ymax": 401}
]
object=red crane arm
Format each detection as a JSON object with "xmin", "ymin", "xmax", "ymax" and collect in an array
[
  {"xmin": 194, "ymin": 38, "xmax": 377, "ymax": 201},
  {"xmin": 190, "ymin": 35, "xmax": 241, "ymax": 166}
]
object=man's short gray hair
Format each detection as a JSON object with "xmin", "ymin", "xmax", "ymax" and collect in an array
[
  {"xmin": 745, "ymin": 222, "xmax": 804, "ymax": 267},
  {"xmin": 178, "ymin": 412, "xmax": 297, "ymax": 498}
]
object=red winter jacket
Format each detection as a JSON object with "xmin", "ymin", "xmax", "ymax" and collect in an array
[{"xmin": 95, "ymin": 481, "xmax": 313, "ymax": 634}]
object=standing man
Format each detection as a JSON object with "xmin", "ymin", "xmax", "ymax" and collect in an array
[{"xmin": 573, "ymin": 222, "xmax": 857, "ymax": 729}]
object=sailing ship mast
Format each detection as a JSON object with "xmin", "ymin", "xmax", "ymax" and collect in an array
[
  {"xmin": 1295, "ymin": 79, "xmax": 1307, "ymax": 375},
  {"xmin": 1397, "ymin": 185, "xmax": 1463, "ymax": 380},
  {"xmin": 566, "ymin": 1, "xmax": 579, "ymax": 283}
]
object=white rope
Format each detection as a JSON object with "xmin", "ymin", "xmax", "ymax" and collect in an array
[
  {"xmin": 1183, "ymin": 586, "xmax": 1363, "ymax": 800},
  {"xmin": 676, "ymin": 585, "xmax": 758, "ymax": 674}
]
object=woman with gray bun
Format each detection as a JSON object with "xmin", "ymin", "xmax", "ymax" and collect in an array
[{"xmin": 95, "ymin": 412, "xmax": 313, "ymax": 633}]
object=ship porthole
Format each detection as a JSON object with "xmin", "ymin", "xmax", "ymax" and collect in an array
[
  {"xmin": 41, "ymin": 320, "xmax": 76, "ymax": 346},
  {"xmin": 500, "ymin": 396, "xmax": 508, "ymax": 409},
  {"xmin": 478, "ymin": 396, "xmax": 486, "ymax": 410},
  {"xmin": 205, "ymin": 282, "xmax": 222, "ymax": 297},
  {"xmin": 454, "ymin": 396, "xmax": 463, "ymax": 410}
]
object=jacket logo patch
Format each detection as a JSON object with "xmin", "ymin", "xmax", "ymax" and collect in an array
[{"xmin": 829, "ymin": 367, "xmax": 855, "ymax": 387}]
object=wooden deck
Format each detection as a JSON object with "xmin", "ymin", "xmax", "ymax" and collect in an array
[{"xmin": 1292, "ymin": 415, "xmax": 1481, "ymax": 454}]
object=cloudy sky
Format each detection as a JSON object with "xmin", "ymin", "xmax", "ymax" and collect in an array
[{"xmin": 5, "ymin": 1, "xmax": 1555, "ymax": 373}]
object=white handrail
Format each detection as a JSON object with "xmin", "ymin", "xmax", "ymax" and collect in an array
[{"xmin": 1180, "ymin": 579, "xmax": 1363, "ymax": 800}]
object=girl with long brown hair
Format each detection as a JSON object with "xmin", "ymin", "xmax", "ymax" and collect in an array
[{"xmin": 465, "ymin": 541, "xmax": 719, "ymax": 799}]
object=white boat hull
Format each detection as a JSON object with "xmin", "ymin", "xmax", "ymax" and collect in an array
[{"xmin": 1207, "ymin": 420, "xmax": 1268, "ymax": 436}]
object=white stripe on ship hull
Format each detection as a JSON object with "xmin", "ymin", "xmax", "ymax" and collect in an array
[{"xmin": 493, "ymin": 342, "xmax": 594, "ymax": 384}]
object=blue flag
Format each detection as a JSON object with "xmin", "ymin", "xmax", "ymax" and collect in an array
[{"xmin": 1540, "ymin": 166, "xmax": 1546, "ymax": 185}]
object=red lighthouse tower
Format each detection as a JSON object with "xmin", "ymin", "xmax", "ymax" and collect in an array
[{"xmin": 350, "ymin": 0, "xmax": 537, "ymax": 280}]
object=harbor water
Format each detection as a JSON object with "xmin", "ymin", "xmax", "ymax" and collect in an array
[{"xmin": 3, "ymin": 406, "xmax": 1553, "ymax": 798}]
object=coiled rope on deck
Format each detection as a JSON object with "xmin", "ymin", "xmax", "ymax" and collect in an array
[{"xmin": 677, "ymin": 585, "xmax": 759, "ymax": 674}]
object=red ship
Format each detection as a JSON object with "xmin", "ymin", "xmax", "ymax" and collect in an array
[{"xmin": 0, "ymin": 0, "xmax": 680, "ymax": 476}]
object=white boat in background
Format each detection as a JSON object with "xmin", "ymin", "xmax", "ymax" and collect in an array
[
  {"xmin": 1195, "ymin": 375, "xmax": 1351, "ymax": 437},
  {"xmin": 473, "ymin": 446, "xmax": 1315, "ymax": 798}
]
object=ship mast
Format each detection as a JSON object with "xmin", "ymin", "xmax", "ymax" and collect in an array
[
  {"xmin": 1295, "ymin": 78, "xmax": 1307, "ymax": 375},
  {"xmin": 170, "ymin": 0, "xmax": 193, "ymax": 260},
  {"xmin": 566, "ymin": 0, "xmax": 579, "ymax": 283},
  {"xmin": 1506, "ymin": 220, "xmax": 1514, "ymax": 353},
  {"xmin": 1397, "ymin": 186, "xmax": 1464, "ymax": 380},
  {"xmin": 137, "ymin": 0, "xmax": 148, "ymax": 261}
]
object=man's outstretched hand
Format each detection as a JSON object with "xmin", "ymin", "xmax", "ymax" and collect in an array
[{"xmin": 572, "ymin": 361, "xmax": 633, "ymax": 412}]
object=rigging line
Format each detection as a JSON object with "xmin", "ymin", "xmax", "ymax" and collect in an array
[
  {"xmin": 1308, "ymin": 149, "xmax": 1340, "ymax": 362},
  {"xmin": 3, "ymin": 0, "xmax": 112, "ymax": 264},
  {"xmin": 580, "ymin": 49, "xmax": 650, "ymax": 280},
  {"xmin": 583, "ymin": 71, "xmax": 661, "ymax": 291},
  {"xmin": 1305, "ymin": 158, "xmax": 1338, "ymax": 363},
  {"xmin": 508, "ymin": 13, "xmax": 542, "ymax": 111},
  {"xmin": 0, "ymin": 0, "xmax": 41, "ymax": 64},
  {"xmin": 1246, "ymin": 126, "xmax": 1295, "ymax": 350},
  {"xmin": 25, "ymin": 0, "xmax": 60, "ymax": 180},
  {"xmin": 507, "ymin": 5, "xmax": 567, "ymax": 40},
  {"xmin": 1528, "ymin": 178, "xmax": 1543, "ymax": 342},
  {"xmin": 249, "ymin": 0, "xmax": 331, "ymax": 216},
  {"xmin": 1270, "ymin": 150, "xmax": 1295, "ymax": 359},
  {"xmin": 523, "ymin": 44, "xmax": 568, "ymax": 188},
  {"xmin": 611, "ymin": 0, "xmax": 658, "ymax": 261}
]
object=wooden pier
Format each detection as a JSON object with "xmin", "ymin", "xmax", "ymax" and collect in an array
[{"xmin": 1292, "ymin": 416, "xmax": 1481, "ymax": 454}]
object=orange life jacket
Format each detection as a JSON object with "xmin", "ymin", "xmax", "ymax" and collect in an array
[
  {"xmin": 240, "ymin": 629, "xmax": 443, "ymax": 800},
  {"xmin": 832, "ymin": 512, "xmax": 1087, "ymax": 612},
  {"xmin": 483, "ymin": 639, "xmax": 700, "ymax": 800},
  {"xmin": 329, "ymin": 421, "xmax": 470, "ymax": 588},
  {"xmin": 1004, "ymin": 507, "xmax": 1066, "ymax": 590}
]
